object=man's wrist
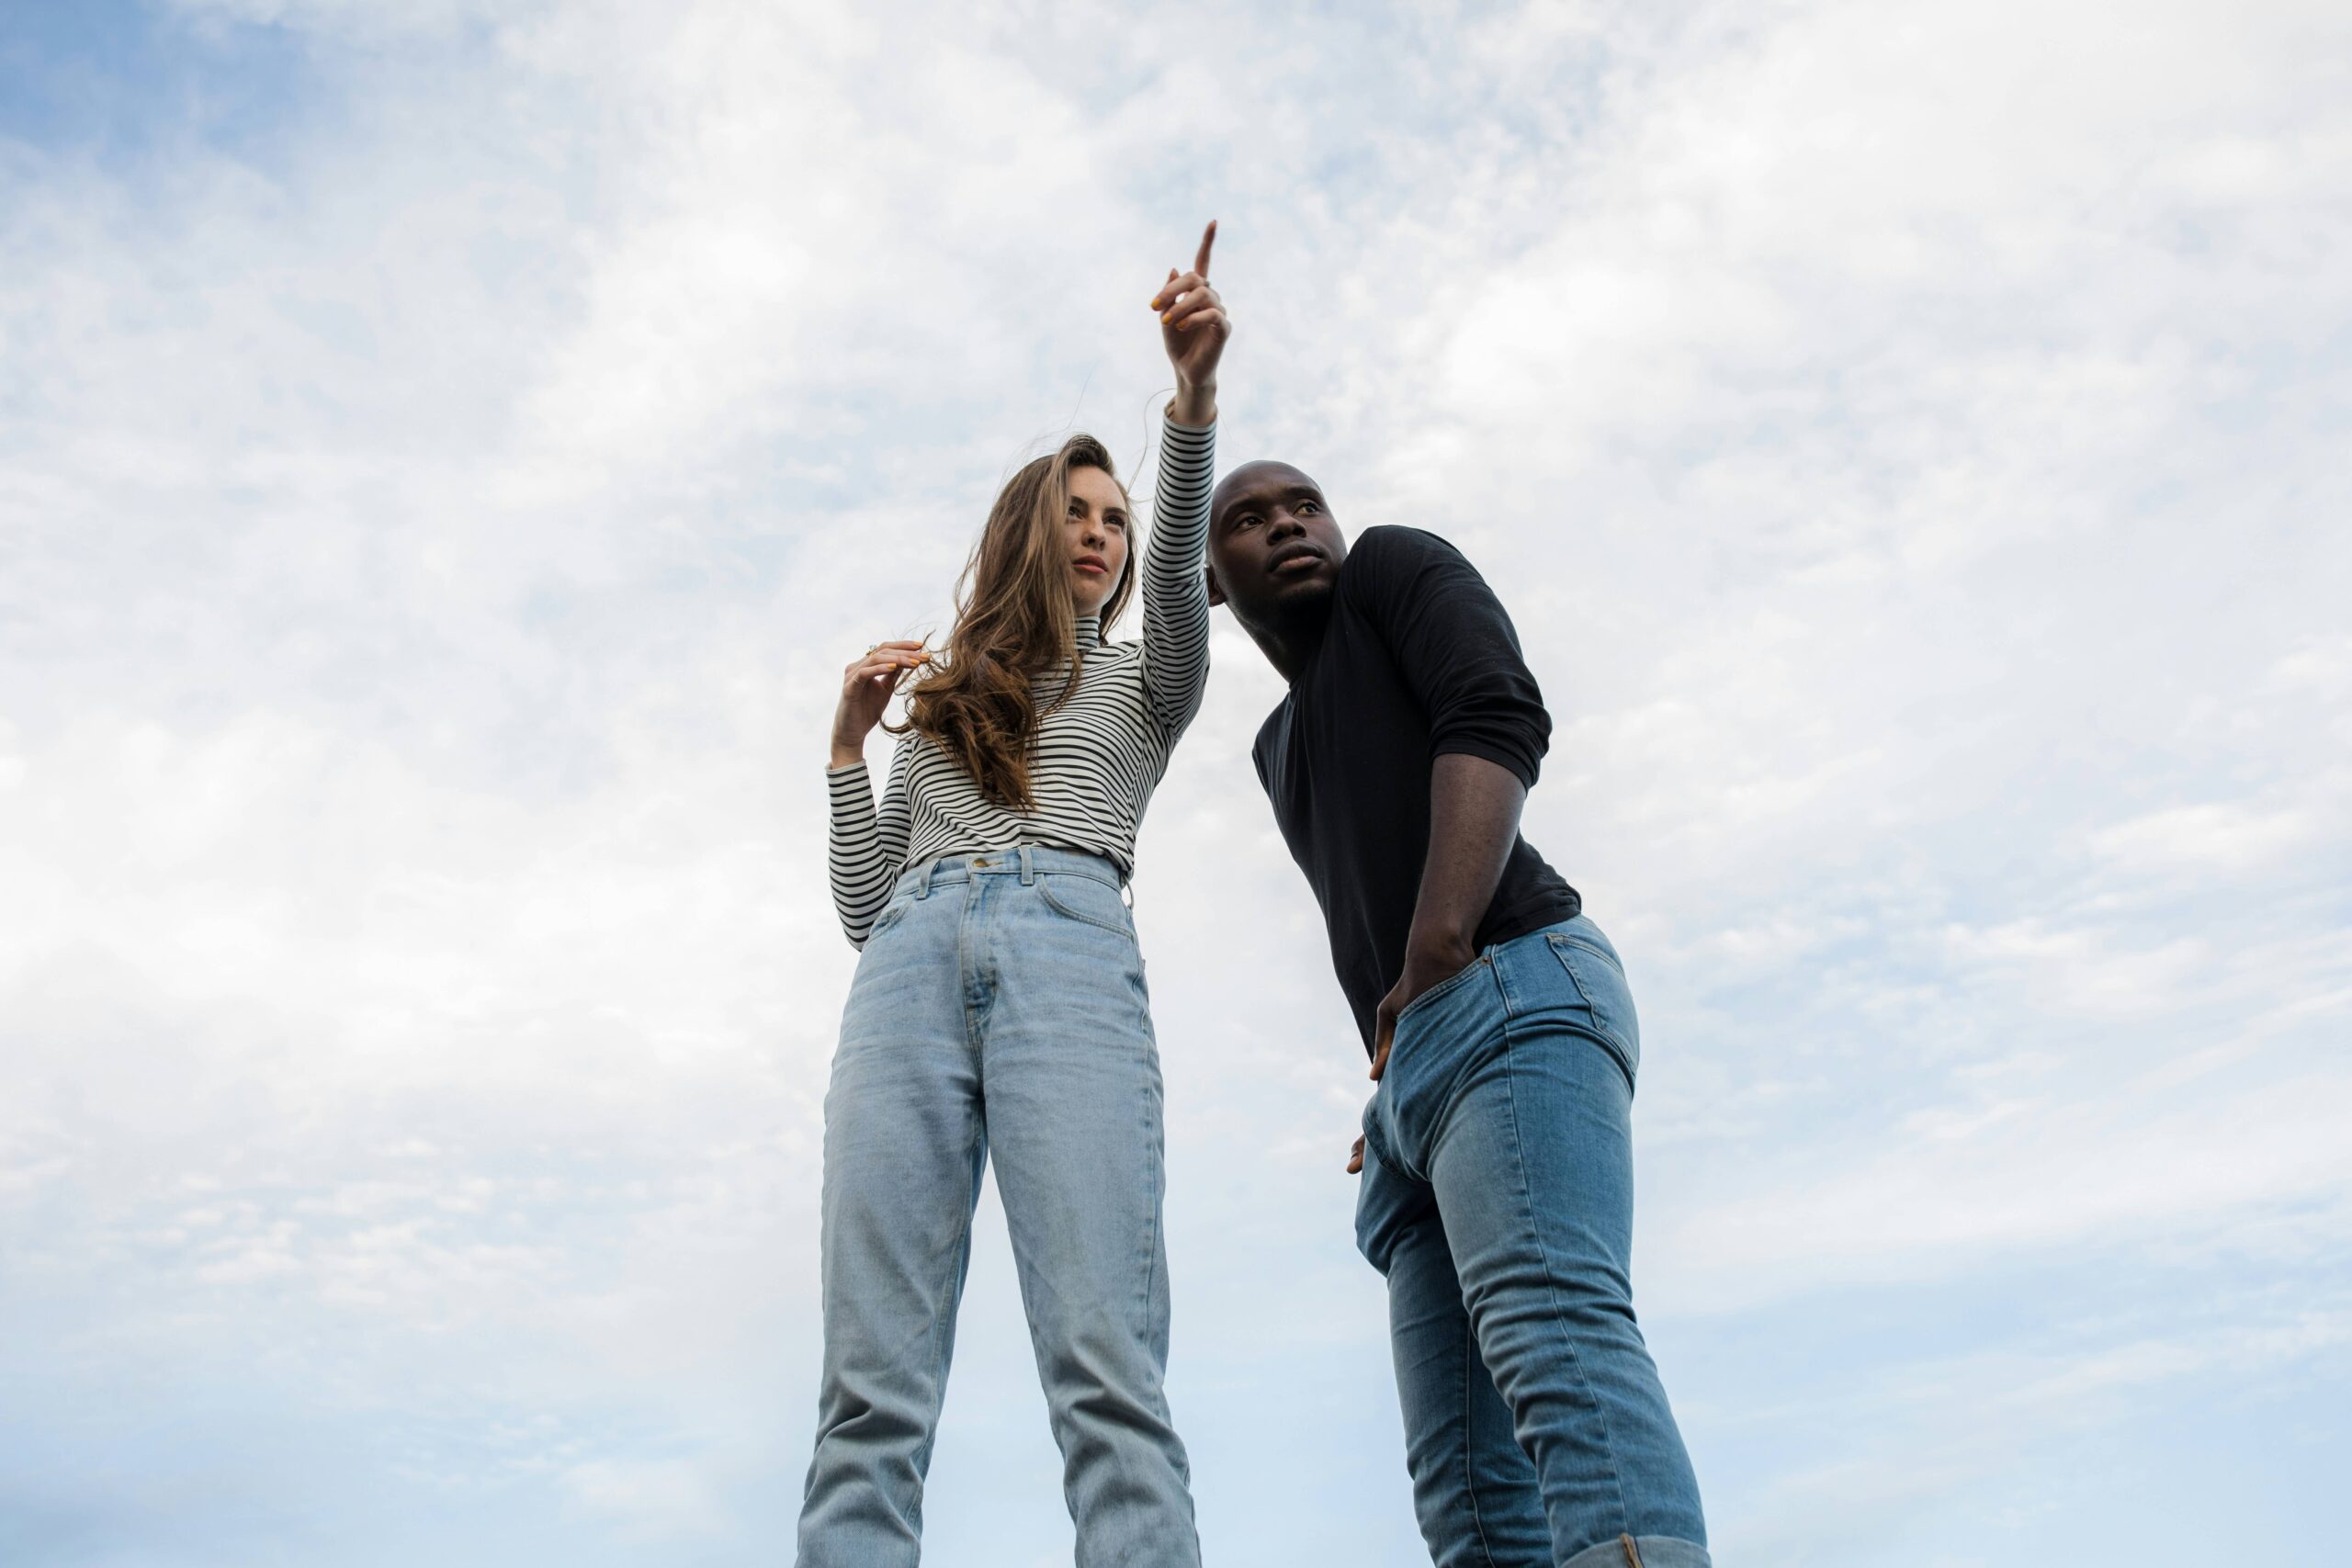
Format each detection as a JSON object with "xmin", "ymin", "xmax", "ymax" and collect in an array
[{"xmin": 1406, "ymin": 920, "xmax": 1478, "ymax": 966}]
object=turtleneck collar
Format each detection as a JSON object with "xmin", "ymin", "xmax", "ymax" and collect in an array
[{"xmin": 1074, "ymin": 614, "xmax": 1102, "ymax": 652}]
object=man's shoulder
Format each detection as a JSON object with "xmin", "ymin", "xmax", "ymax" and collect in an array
[{"xmin": 1343, "ymin": 524, "xmax": 1476, "ymax": 583}]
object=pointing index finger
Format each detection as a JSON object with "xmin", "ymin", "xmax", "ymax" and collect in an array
[{"xmin": 1193, "ymin": 219, "xmax": 1217, "ymax": 279}]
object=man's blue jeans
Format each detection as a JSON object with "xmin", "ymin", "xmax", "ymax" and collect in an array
[
  {"xmin": 1356, "ymin": 916, "xmax": 1710, "ymax": 1568},
  {"xmin": 797, "ymin": 847, "xmax": 1200, "ymax": 1568}
]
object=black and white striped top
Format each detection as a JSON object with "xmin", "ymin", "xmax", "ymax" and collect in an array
[{"xmin": 826, "ymin": 415, "xmax": 1216, "ymax": 947}]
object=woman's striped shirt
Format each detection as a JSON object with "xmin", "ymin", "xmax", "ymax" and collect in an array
[{"xmin": 825, "ymin": 415, "xmax": 1215, "ymax": 947}]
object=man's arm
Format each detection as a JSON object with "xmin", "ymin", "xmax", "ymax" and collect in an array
[
  {"xmin": 1344, "ymin": 530, "xmax": 1555, "ymax": 1170},
  {"xmin": 1368, "ymin": 752, "xmax": 1528, "ymax": 1076},
  {"xmin": 1349, "ymin": 526, "xmax": 1554, "ymax": 786},
  {"xmin": 1359, "ymin": 527, "xmax": 1556, "ymax": 1042},
  {"xmin": 1348, "ymin": 753, "xmax": 1525, "ymax": 1173}
]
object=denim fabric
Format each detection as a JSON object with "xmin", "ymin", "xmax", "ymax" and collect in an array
[
  {"xmin": 1356, "ymin": 916, "xmax": 1709, "ymax": 1568},
  {"xmin": 797, "ymin": 846, "xmax": 1200, "ymax": 1568}
]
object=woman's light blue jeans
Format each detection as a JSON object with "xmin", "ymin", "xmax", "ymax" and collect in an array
[
  {"xmin": 1356, "ymin": 916, "xmax": 1710, "ymax": 1568},
  {"xmin": 797, "ymin": 846, "xmax": 1201, "ymax": 1568}
]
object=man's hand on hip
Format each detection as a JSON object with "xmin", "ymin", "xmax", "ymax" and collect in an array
[
  {"xmin": 1351, "ymin": 938, "xmax": 1478, "ymax": 1172},
  {"xmin": 1370, "ymin": 935, "xmax": 1480, "ymax": 1083}
]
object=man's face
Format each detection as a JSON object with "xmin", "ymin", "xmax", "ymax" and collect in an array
[{"xmin": 1206, "ymin": 461, "xmax": 1347, "ymax": 624}]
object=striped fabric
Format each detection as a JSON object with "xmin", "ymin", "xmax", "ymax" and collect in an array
[{"xmin": 825, "ymin": 415, "xmax": 1216, "ymax": 947}]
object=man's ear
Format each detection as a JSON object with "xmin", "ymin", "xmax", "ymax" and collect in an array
[{"xmin": 1204, "ymin": 562, "xmax": 1226, "ymax": 608}]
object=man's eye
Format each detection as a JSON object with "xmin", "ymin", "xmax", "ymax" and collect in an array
[
  {"xmin": 1237, "ymin": 514, "xmax": 1261, "ymax": 530},
  {"xmin": 1296, "ymin": 500, "xmax": 1318, "ymax": 514}
]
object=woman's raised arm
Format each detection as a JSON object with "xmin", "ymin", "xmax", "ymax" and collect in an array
[{"xmin": 1139, "ymin": 221, "xmax": 1227, "ymax": 736}]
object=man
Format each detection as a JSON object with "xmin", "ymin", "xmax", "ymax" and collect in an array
[{"xmin": 1205, "ymin": 463, "xmax": 1711, "ymax": 1568}]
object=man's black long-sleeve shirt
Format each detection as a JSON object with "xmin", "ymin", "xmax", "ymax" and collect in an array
[{"xmin": 1251, "ymin": 525, "xmax": 1581, "ymax": 1055}]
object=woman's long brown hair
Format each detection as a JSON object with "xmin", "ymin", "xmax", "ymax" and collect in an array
[{"xmin": 893, "ymin": 433, "xmax": 1136, "ymax": 811}]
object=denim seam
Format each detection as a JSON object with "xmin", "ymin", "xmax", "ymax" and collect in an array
[
  {"xmin": 1546, "ymin": 938, "xmax": 1637, "ymax": 1098},
  {"xmin": 1396, "ymin": 953, "xmax": 1488, "ymax": 1028},
  {"xmin": 910, "ymin": 1174, "xmax": 977, "ymax": 1517},
  {"xmin": 1035, "ymin": 875, "xmax": 1136, "ymax": 938},
  {"xmin": 1550, "ymin": 931, "xmax": 1625, "ymax": 977},
  {"xmin": 1498, "ymin": 1010, "xmax": 1635, "ymax": 1545},
  {"xmin": 1460, "ymin": 1310, "xmax": 1502, "ymax": 1567},
  {"xmin": 959, "ymin": 882, "xmax": 992, "ymax": 1051},
  {"xmin": 1136, "ymin": 1050, "xmax": 1161, "ymax": 1362}
]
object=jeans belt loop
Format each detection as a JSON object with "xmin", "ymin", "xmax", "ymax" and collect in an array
[
  {"xmin": 1017, "ymin": 844, "xmax": 1036, "ymax": 886},
  {"xmin": 913, "ymin": 858, "xmax": 934, "ymax": 900}
]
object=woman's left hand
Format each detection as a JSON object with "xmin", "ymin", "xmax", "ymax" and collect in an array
[{"xmin": 1151, "ymin": 220, "xmax": 1227, "ymax": 423}]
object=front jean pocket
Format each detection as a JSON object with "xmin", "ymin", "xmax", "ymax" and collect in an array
[
  {"xmin": 1546, "ymin": 933, "xmax": 1641, "ymax": 1087},
  {"xmin": 1396, "ymin": 954, "xmax": 1487, "ymax": 1029},
  {"xmin": 1035, "ymin": 874, "xmax": 1135, "ymax": 938}
]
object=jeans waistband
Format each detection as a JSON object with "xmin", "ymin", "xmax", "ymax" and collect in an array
[{"xmin": 899, "ymin": 845, "xmax": 1126, "ymax": 899}]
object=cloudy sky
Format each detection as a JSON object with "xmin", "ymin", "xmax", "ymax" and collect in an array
[{"xmin": 3, "ymin": 0, "xmax": 2346, "ymax": 1562}]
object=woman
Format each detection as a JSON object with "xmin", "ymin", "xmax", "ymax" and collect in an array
[{"xmin": 802, "ymin": 224, "xmax": 1228, "ymax": 1568}]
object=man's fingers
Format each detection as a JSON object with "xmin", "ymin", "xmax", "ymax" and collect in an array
[
  {"xmin": 1347, "ymin": 1134, "xmax": 1366, "ymax": 1174},
  {"xmin": 1194, "ymin": 219, "xmax": 1216, "ymax": 279}
]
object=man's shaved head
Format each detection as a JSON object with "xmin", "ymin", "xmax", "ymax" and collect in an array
[
  {"xmin": 1203, "ymin": 458, "xmax": 1348, "ymax": 675},
  {"xmin": 1211, "ymin": 460, "xmax": 1321, "ymax": 534}
]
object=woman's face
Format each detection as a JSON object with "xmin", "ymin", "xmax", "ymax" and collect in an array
[{"xmin": 1062, "ymin": 465, "xmax": 1130, "ymax": 618}]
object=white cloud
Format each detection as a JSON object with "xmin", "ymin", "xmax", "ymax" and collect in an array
[
  {"xmin": 2091, "ymin": 801, "xmax": 2324, "ymax": 875},
  {"xmin": 4, "ymin": 0, "xmax": 2348, "ymax": 1562},
  {"xmin": 563, "ymin": 1455, "xmax": 725, "ymax": 1538}
]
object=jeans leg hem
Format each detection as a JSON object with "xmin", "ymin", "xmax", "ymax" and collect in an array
[{"xmin": 1561, "ymin": 1534, "xmax": 1712, "ymax": 1568}]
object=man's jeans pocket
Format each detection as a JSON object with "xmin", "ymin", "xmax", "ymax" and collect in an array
[
  {"xmin": 1396, "ymin": 953, "xmax": 1488, "ymax": 1030},
  {"xmin": 1545, "ymin": 932, "xmax": 1641, "ymax": 1090}
]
